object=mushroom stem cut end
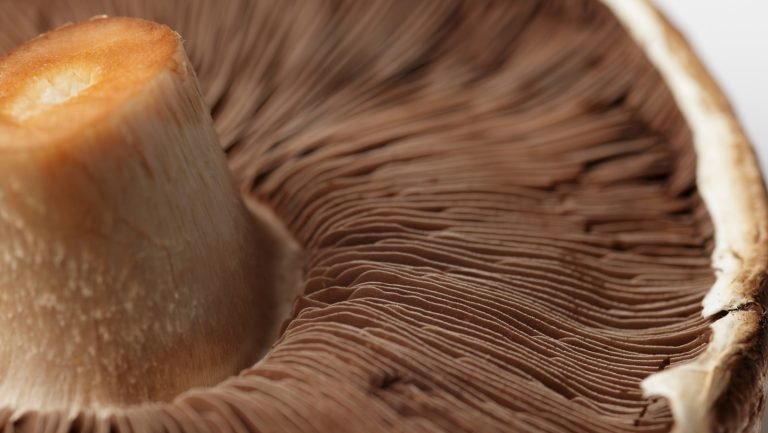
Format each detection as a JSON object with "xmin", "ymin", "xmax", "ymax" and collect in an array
[{"xmin": 0, "ymin": 17, "xmax": 298, "ymax": 412}]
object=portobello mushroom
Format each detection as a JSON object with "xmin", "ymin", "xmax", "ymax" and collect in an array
[{"xmin": 0, "ymin": 1, "xmax": 765, "ymax": 432}]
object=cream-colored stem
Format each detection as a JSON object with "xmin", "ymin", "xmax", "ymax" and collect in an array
[{"xmin": 0, "ymin": 18, "xmax": 279, "ymax": 411}]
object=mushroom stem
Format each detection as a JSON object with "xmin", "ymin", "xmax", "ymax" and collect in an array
[{"xmin": 0, "ymin": 17, "xmax": 283, "ymax": 410}]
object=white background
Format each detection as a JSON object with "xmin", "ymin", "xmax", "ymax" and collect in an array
[
  {"xmin": 652, "ymin": 1, "xmax": 768, "ymax": 429},
  {"xmin": 653, "ymin": 0, "xmax": 768, "ymax": 177}
]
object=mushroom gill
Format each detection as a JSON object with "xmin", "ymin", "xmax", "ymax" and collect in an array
[{"xmin": 0, "ymin": 1, "xmax": 766, "ymax": 433}]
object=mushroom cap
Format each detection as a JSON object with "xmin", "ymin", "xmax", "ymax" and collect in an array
[{"xmin": 0, "ymin": 1, "xmax": 765, "ymax": 433}]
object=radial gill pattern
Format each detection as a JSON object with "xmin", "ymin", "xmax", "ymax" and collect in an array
[{"xmin": 0, "ymin": 1, "xmax": 717, "ymax": 432}]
